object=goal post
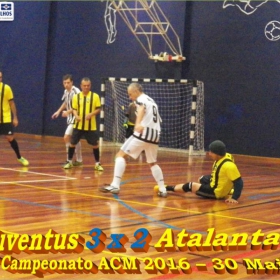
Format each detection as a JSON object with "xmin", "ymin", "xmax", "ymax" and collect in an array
[{"xmin": 100, "ymin": 77, "xmax": 205, "ymax": 155}]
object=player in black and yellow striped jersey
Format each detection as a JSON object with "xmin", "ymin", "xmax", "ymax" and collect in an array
[
  {"xmin": 0, "ymin": 70, "xmax": 29, "ymax": 166},
  {"xmin": 63, "ymin": 77, "xmax": 103, "ymax": 171},
  {"xmin": 154, "ymin": 140, "xmax": 243, "ymax": 204}
]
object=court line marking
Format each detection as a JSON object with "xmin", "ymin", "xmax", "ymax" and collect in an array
[
  {"xmin": 0, "ymin": 196, "xmax": 142, "ymax": 226},
  {"xmin": 4, "ymin": 182, "xmax": 280, "ymax": 227},
  {"xmin": 0, "ymin": 167, "xmax": 76, "ymax": 184},
  {"xmin": 0, "ymin": 179, "xmax": 76, "ymax": 184}
]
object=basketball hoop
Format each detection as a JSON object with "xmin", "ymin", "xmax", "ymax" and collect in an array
[{"xmin": 104, "ymin": 0, "xmax": 186, "ymax": 62}]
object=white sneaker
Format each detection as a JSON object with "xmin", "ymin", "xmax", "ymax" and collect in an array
[
  {"xmin": 157, "ymin": 191, "xmax": 167, "ymax": 198},
  {"xmin": 99, "ymin": 184, "xmax": 120, "ymax": 194}
]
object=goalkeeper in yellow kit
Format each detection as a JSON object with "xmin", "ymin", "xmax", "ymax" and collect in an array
[
  {"xmin": 155, "ymin": 140, "xmax": 244, "ymax": 204},
  {"xmin": 123, "ymin": 102, "xmax": 137, "ymax": 140}
]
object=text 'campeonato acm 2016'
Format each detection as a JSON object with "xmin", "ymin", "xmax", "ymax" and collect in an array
[{"xmin": 1, "ymin": 228, "xmax": 280, "ymax": 276}]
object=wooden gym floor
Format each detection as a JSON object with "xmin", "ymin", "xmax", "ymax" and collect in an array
[{"xmin": 1, "ymin": 134, "xmax": 280, "ymax": 279}]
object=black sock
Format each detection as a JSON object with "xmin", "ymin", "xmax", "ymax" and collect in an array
[
  {"xmin": 9, "ymin": 139, "xmax": 21, "ymax": 159},
  {"xmin": 166, "ymin": 185, "xmax": 175, "ymax": 192},
  {"xmin": 68, "ymin": 147, "xmax": 75, "ymax": 161},
  {"xmin": 93, "ymin": 148, "xmax": 100, "ymax": 162}
]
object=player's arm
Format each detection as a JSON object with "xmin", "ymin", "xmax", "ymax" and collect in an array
[
  {"xmin": 225, "ymin": 177, "xmax": 243, "ymax": 204},
  {"xmin": 86, "ymin": 95, "xmax": 101, "ymax": 120},
  {"xmin": 52, "ymin": 102, "xmax": 66, "ymax": 119},
  {"xmin": 85, "ymin": 107, "xmax": 101, "ymax": 120},
  {"xmin": 71, "ymin": 95, "xmax": 81, "ymax": 121},
  {"xmin": 9, "ymin": 99, "xmax": 18, "ymax": 127},
  {"xmin": 134, "ymin": 105, "xmax": 145, "ymax": 133}
]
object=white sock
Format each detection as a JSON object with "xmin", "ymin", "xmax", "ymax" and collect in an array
[
  {"xmin": 151, "ymin": 164, "xmax": 166, "ymax": 193},
  {"xmin": 111, "ymin": 157, "xmax": 126, "ymax": 189},
  {"xmin": 66, "ymin": 143, "xmax": 70, "ymax": 161},
  {"xmin": 75, "ymin": 141, "xmax": 82, "ymax": 162}
]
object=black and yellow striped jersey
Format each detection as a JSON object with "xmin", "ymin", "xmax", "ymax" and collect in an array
[
  {"xmin": 0, "ymin": 82, "xmax": 14, "ymax": 123},
  {"xmin": 72, "ymin": 91, "xmax": 101, "ymax": 131}
]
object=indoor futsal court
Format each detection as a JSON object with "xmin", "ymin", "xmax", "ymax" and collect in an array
[{"xmin": 1, "ymin": 134, "xmax": 280, "ymax": 280}]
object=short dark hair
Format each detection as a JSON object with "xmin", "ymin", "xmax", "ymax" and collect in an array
[
  {"xmin": 63, "ymin": 74, "xmax": 73, "ymax": 81},
  {"xmin": 81, "ymin": 77, "xmax": 91, "ymax": 83}
]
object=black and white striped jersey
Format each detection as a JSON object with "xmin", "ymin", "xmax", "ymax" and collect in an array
[
  {"xmin": 133, "ymin": 93, "xmax": 161, "ymax": 144},
  {"xmin": 61, "ymin": 86, "xmax": 80, "ymax": 125}
]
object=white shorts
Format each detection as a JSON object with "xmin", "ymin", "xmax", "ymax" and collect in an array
[
  {"xmin": 121, "ymin": 136, "xmax": 158, "ymax": 163},
  {"xmin": 65, "ymin": 124, "xmax": 74, "ymax": 136}
]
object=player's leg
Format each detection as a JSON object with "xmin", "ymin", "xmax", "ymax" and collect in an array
[
  {"xmin": 63, "ymin": 134, "xmax": 71, "ymax": 162},
  {"xmin": 100, "ymin": 149, "xmax": 127, "ymax": 193},
  {"xmin": 75, "ymin": 141, "xmax": 83, "ymax": 164},
  {"xmin": 100, "ymin": 137, "xmax": 142, "ymax": 194},
  {"xmin": 2, "ymin": 123, "xmax": 29, "ymax": 166},
  {"xmin": 85, "ymin": 130, "xmax": 103, "ymax": 171},
  {"xmin": 63, "ymin": 129, "xmax": 80, "ymax": 169},
  {"xmin": 154, "ymin": 182, "xmax": 201, "ymax": 193},
  {"xmin": 66, "ymin": 124, "xmax": 82, "ymax": 165},
  {"xmin": 145, "ymin": 143, "xmax": 167, "ymax": 198}
]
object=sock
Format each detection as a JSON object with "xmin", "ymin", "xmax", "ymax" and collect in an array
[
  {"xmin": 9, "ymin": 139, "xmax": 21, "ymax": 159},
  {"xmin": 151, "ymin": 164, "xmax": 166, "ymax": 193},
  {"xmin": 68, "ymin": 147, "xmax": 75, "ymax": 162},
  {"xmin": 75, "ymin": 141, "xmax": 82, "ymax": 162},
  {"xmin": 166, "ymin": 186, "xmax": 175, "ymax": 192},
  {"xmin": 93, "ymin": 148, "xmax": 100, "ymax": 163},
  {"xmin": 111, "ymin": 157, "xmax": 126, "ymax": 189},
  {"xmin": 66, "ymin": 142, "xmax": 70, "ymax": 161}
]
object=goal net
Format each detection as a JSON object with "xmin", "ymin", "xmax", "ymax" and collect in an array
[{"xmin": 100, "ymin": 78, "xmax": 204, "ymax": 155}]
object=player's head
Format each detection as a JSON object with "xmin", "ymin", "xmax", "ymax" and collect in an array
[
  {"xmin": 127, "ymin": 83, "xmax": 143, "ymax": 101},
  {"xmin": 62, "ymin": 74, "xmax": 73, "ymax": 91},
  {"xmin": 80, "ymin": 77, "xmax": 91, "ymax": 94},
  {"xmin": 209, "ymin": 140, "xmax": 226, "ymax": 158}
]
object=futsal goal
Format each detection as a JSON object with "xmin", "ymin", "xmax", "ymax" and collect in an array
[{"xmin": 100, "ymin": 78, "xmax": 205, "ymax": 155}]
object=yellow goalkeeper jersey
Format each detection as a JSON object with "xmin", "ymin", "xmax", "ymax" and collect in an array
[{"xmin": 210, "ymin": 153, "xmax": 241, "ymax": 199}]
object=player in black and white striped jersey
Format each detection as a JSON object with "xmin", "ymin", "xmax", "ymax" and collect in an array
[
  {"xmin": 100, "ymin": 82, "xmax": 167, "ymax": 197},
  {"xmin": 52, "ymin": 74, "xmax": 83, "ymax": 166}
]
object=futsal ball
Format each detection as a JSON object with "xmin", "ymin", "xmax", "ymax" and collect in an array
[
  {"xmin": 264, "ymin": 21, "xmax": 280, "ymax": 41},
  {"xmin": 154, "ymin": 185, "xmax": 159, "ymax": 192}
]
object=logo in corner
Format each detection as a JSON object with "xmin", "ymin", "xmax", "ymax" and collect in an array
[{"xmin": 0, "ymin": 2, "xmax": 14, "ymax": 21}]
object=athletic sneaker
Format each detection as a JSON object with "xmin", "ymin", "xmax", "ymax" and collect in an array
[
  {"xmin": 157, "ymin": 191, "xmax": 167, "ymax": 198},
  {"xmin": 73, "ymin": 161, "xmax": 83, "ymax": 167},
  {"xmin": 17, "ymin": 157, "xmax": 29, "ymax": 167},
  {"xmin": 99, "ymin": 184, "xmax": 120, "ymax": 194},
  {"xmin": 95, "ymin": 164, "xmax": 104, "ymax": 171},
  {"xmin": 63, "ymin": 162, "xmax": 73, "ymax": 169}
]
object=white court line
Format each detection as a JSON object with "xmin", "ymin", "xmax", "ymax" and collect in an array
[
  {"xmin": 0, "ymin": 167, "xmax": 77, "ymax": 184},
  {"xmin": 0, "ymin": 167, "xmax": 76, "ymax": 179},
  {"xmin": 0, "ymin": 178, "xmax": 76, "ymax": 184}
]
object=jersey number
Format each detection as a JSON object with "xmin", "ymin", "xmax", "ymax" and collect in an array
[{"xmin": 152, "ymin": 105, "xmax": 158, "ymax": 123}]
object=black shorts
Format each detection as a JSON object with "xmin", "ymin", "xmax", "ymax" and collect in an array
[
  {"xmin": 195, "ymin": 175, "xmax": 217, "ymax": 199},
  {"xmin": 71, "ymin": 129, "xmax": 99, "ymax": 146},
  {"xmin": 0, "ymin": 123, "xmax": 14, "ymax": 135}
]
